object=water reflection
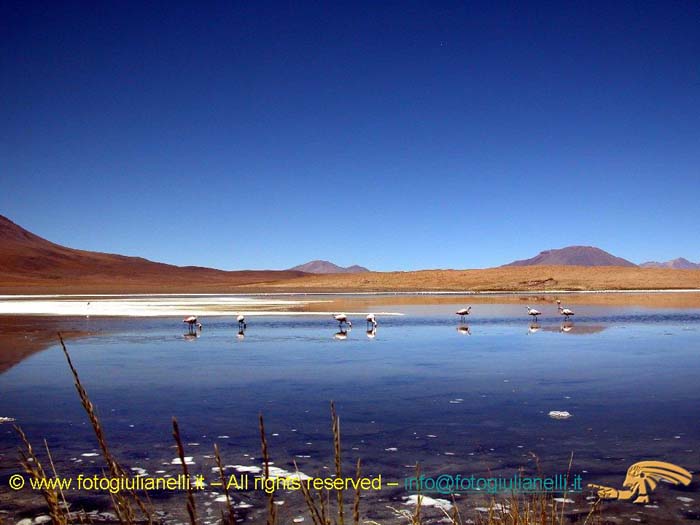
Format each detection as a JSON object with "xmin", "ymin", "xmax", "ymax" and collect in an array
[
  {"xmin": 456, "ymin": 324, "xmax": 471, "ymax": 335},
  {"xmin": 536, "ymin": 323, "xmax": 608, "ymax": 335},
  {"xmin": 527, "ymin": 322, "xmax": 541, "ymax": 334},
  {"xmin": 366, "ymin": 327, "xmax": 377, "ymax": 339},
  {"xmin": 334, "ymin": 329, "xmax": 349, "ymax": 340},
  {"xmin": 560, "ymin": 320, "xmax": 574, "ymax": 332}
]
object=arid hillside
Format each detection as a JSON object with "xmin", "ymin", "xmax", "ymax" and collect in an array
[
  {"xmin": 2, "ymin": 215, "xmax": 700, "ymax": 293},
  {"xmin": 0, "ymin": 215, "xmax": 305, "ymax": 293},
  {"xmin": 243, "ymin": 265, "xmax": 700, "ymax": 293}
]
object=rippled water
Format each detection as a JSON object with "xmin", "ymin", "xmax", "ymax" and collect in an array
[{"xmin": 2, "ymin": 299, "xmax": 700, "ymax": 522}]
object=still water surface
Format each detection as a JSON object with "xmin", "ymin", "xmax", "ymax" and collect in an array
[{"xmin": 1, "ymin": 299, "xmax": 699, "ymax": 520}]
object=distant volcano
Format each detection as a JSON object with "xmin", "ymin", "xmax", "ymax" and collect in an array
[
  {"xmin": 289, "ymin": 260, "xmax": 369, "ymax": 274},
  {"xmin": 640, "ymin": 258, "xmax": 700, "ymax": 269},
  {"xmin": 503, "ymin": 246, "xmax": 637, "ymax": 267}
]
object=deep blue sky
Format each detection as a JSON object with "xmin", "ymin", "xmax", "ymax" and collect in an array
[{"xmin": 2, "ymin": 1, "xmax": 698, "ymax": 270}]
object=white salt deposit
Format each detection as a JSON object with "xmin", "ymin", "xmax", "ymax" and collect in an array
[
  {"xmin": 548, "ymin": 411, "xmax": 572, "ymax": 419},
  {"xmin": 403, "ymin": 495, "xmax": 452, "ymax": 511},
  {"xmin": 231, "ymin": 465, "xmax": 262, "ymax": 474},
  {"xmin": 171, "ymin": 457, "xmax": 195, "ymax": 465},
  {"xmin": 0, "ymin": 294, "xmax": 404, "ymax": 317}
]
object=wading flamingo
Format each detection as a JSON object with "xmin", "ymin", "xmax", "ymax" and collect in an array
[
  {"xmin": 366, "ymin": 313, "xmax": 378, "ymax": 329},
  {"xmin": 183, "ymin": 316, "xmax": 200, "ymax": 334},
  {"xmin": 526, "ymin": 307, "xmax": 542, "ymax": 320},
  {"xmin": 556, "ymin": 300, "xmax": 575, "ymax": 319},
  {"xmin": 237, "ymin": 314, "xmax": 247, "ymax": 330},
  {"xmin": 333, "ymin": 313, "xmax": 352, "ymax": 328},
  {"xmin": 456, "ymin": 307, "xmax": 471, "ymax": 322}
]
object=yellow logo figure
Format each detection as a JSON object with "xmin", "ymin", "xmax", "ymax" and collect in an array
[{"xmin": 588, "ymin": 461, "xmax": 692, "ymax": 504}]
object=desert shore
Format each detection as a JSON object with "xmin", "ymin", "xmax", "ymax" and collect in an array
[{"xmin": 2, "ymin": 265, "xmax": 700, "ymax": 295}]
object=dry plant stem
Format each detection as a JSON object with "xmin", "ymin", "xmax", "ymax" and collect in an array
[
  {"xmin": 214, "ymin": 443, "xmax": 236, "ymax": 525},
  {"xmin": 172, "ymin": 417, "xmax": 197, "ymax": 525},
  {"xmin": 322, "ymin": 489, "xmax": 330, "ymax": 525},
  {"xmin": 412, "ymin": 463, "xmax": 422, "ymax": 525},
  {"xmin": 353, "ymin": 459, "xmax": 361, "ymax": 525},
  {"xmin": 44, "ymin": 439, "xmax": 70, "ymax": 517},
  {"xmin": 331, "ymin": 401, "xmax": 344, "ymax": 525},
  {"xmin": 58, "ymin": 333, "xmax": 145, "ymax": 524},
  {"xmin": 14, "ymin": 425, "xmax": 67, "ymax": 525},
  {"xmin": 295, "ymin": 460, "xmax": 324, "ymax": 525},
  {"xmin": 259, "ymin": 414, "xmax": 276, "ymax": 525}
]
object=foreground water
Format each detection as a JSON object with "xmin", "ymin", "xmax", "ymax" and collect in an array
[{"xmin": 1, "ymin": 297, "xmax": 699, "ymax": 523}]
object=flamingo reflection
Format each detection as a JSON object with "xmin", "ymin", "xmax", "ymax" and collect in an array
[{"xmin": 456, "ymin": 325, "xmax": 471, "ymax": 335}]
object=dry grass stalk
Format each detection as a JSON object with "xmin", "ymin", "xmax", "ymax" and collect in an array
[
  {"xmin": 330, "ymin": 401, "xmax": 344, "ymax": 525},
  {"xmin": 214, "ymin": 443, "xmax": 236, "ymax": 525},
  {"xmin": 44, "ymin": 438, "xmax": 70, "ymax": 518},
  {"xmin": 412, "ymin": 463, "xmax": 422, "ymax": 525},
  {"xmin": 295, "ymin": 460, "xmax": 325, "ymax": 525},
  {"xmin": 58, "ymin": 333, "xmax": 146, "ymax": 523},
  {"xmin": 259, "ymin": 414, "xmax": 276, "ymax": 525},
  {"xmin": 172, "ymin": 417, "xmax": 197, "ymax": 525},
  {"xmin": 352, "ymin": 459, "xmax": 361, "ymax": 525},
  {"xmin": 14, "ymin": 425, "xmax": 67, "ymax": 525}
]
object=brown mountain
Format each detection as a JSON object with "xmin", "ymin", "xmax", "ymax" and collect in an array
[
  {"xmin": 0, "ymin": 215, "xmax": 305, "ymax": 293},
  {"xmin": 289, "ymin": 260, "xmax": 369, "ymax": 274},
  {"xmin": 503, "ymin": 246, "xmax": 637, "ymax": 268},
  {"xmin": 640, "ymin": 258, "xmax": 700, "ymax": 270}
]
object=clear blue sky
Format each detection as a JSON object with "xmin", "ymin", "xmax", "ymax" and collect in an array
[{"xmin": 2, "ymin": 1, "xmax": 698, "ymax": 270}]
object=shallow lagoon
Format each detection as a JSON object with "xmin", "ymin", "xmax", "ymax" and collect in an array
[{"xmin": 1, "ymin": 296, "xmax": 700, "ymax": 522}]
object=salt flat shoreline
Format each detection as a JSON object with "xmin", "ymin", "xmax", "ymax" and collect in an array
[
  {"xmin": 2, "ymin": 288, "xmax": 700, "ymax": 299},
  {"xmin": 1, "ymin": 290, "xmax": 700, "ymax": 316},
  {"xmin": 0, "ymin": 294, "xmax": 402, "ymax": 317}
]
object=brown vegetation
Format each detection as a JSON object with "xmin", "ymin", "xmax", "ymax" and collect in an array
[{"xmin": 243, "ymin": 265, "xmax": 700, "ymax": 293}]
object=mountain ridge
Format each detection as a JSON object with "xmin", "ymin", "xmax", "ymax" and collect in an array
[
  {"xmin": 0, "ymin": 215, "xmax": 305, "ymax": 291},
  {"xmin": 288, "ymin": 260, "xmax": 369, "ymax": 274},
  {"xmin": 640, "ymin": 257, "xmax": 700, "ymax": 270},
  {"xmin": 503, "ymin": 245, "xmax": 637, "ymax": 268}
]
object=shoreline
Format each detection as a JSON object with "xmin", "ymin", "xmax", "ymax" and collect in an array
[
  {"xmin": 2, "ymin": 288, "xmax": 700, "ymax": 299},
  {"xmin": 1, "ymin": 289, "xmax": 700, "ymax": 317}
]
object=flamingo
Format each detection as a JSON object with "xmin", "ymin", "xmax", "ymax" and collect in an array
[
  {"xmin": 333, "ymin": 313, "xmax": 352, "ymax": 328},
  {"xmin": 237, "ymin": 314, "xmax": 247, "ymax": 330},
  {"xmin": 366, "ymin": 313, "xmax": 378, "ymax": 329},
  {"xmin": 556, "ymin": 300, "xmax": 575, "ymax": 319},
  {"xmin": 183, "ymin": 316, "xmax": 200, "ymax": 334},
  {"xmin": 526, "ymin": 307, "xmax": 541, "ymax": 321},
  {"xmin": 456, "ymin": 307, "xmax": 471, "ymax": 322}
]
